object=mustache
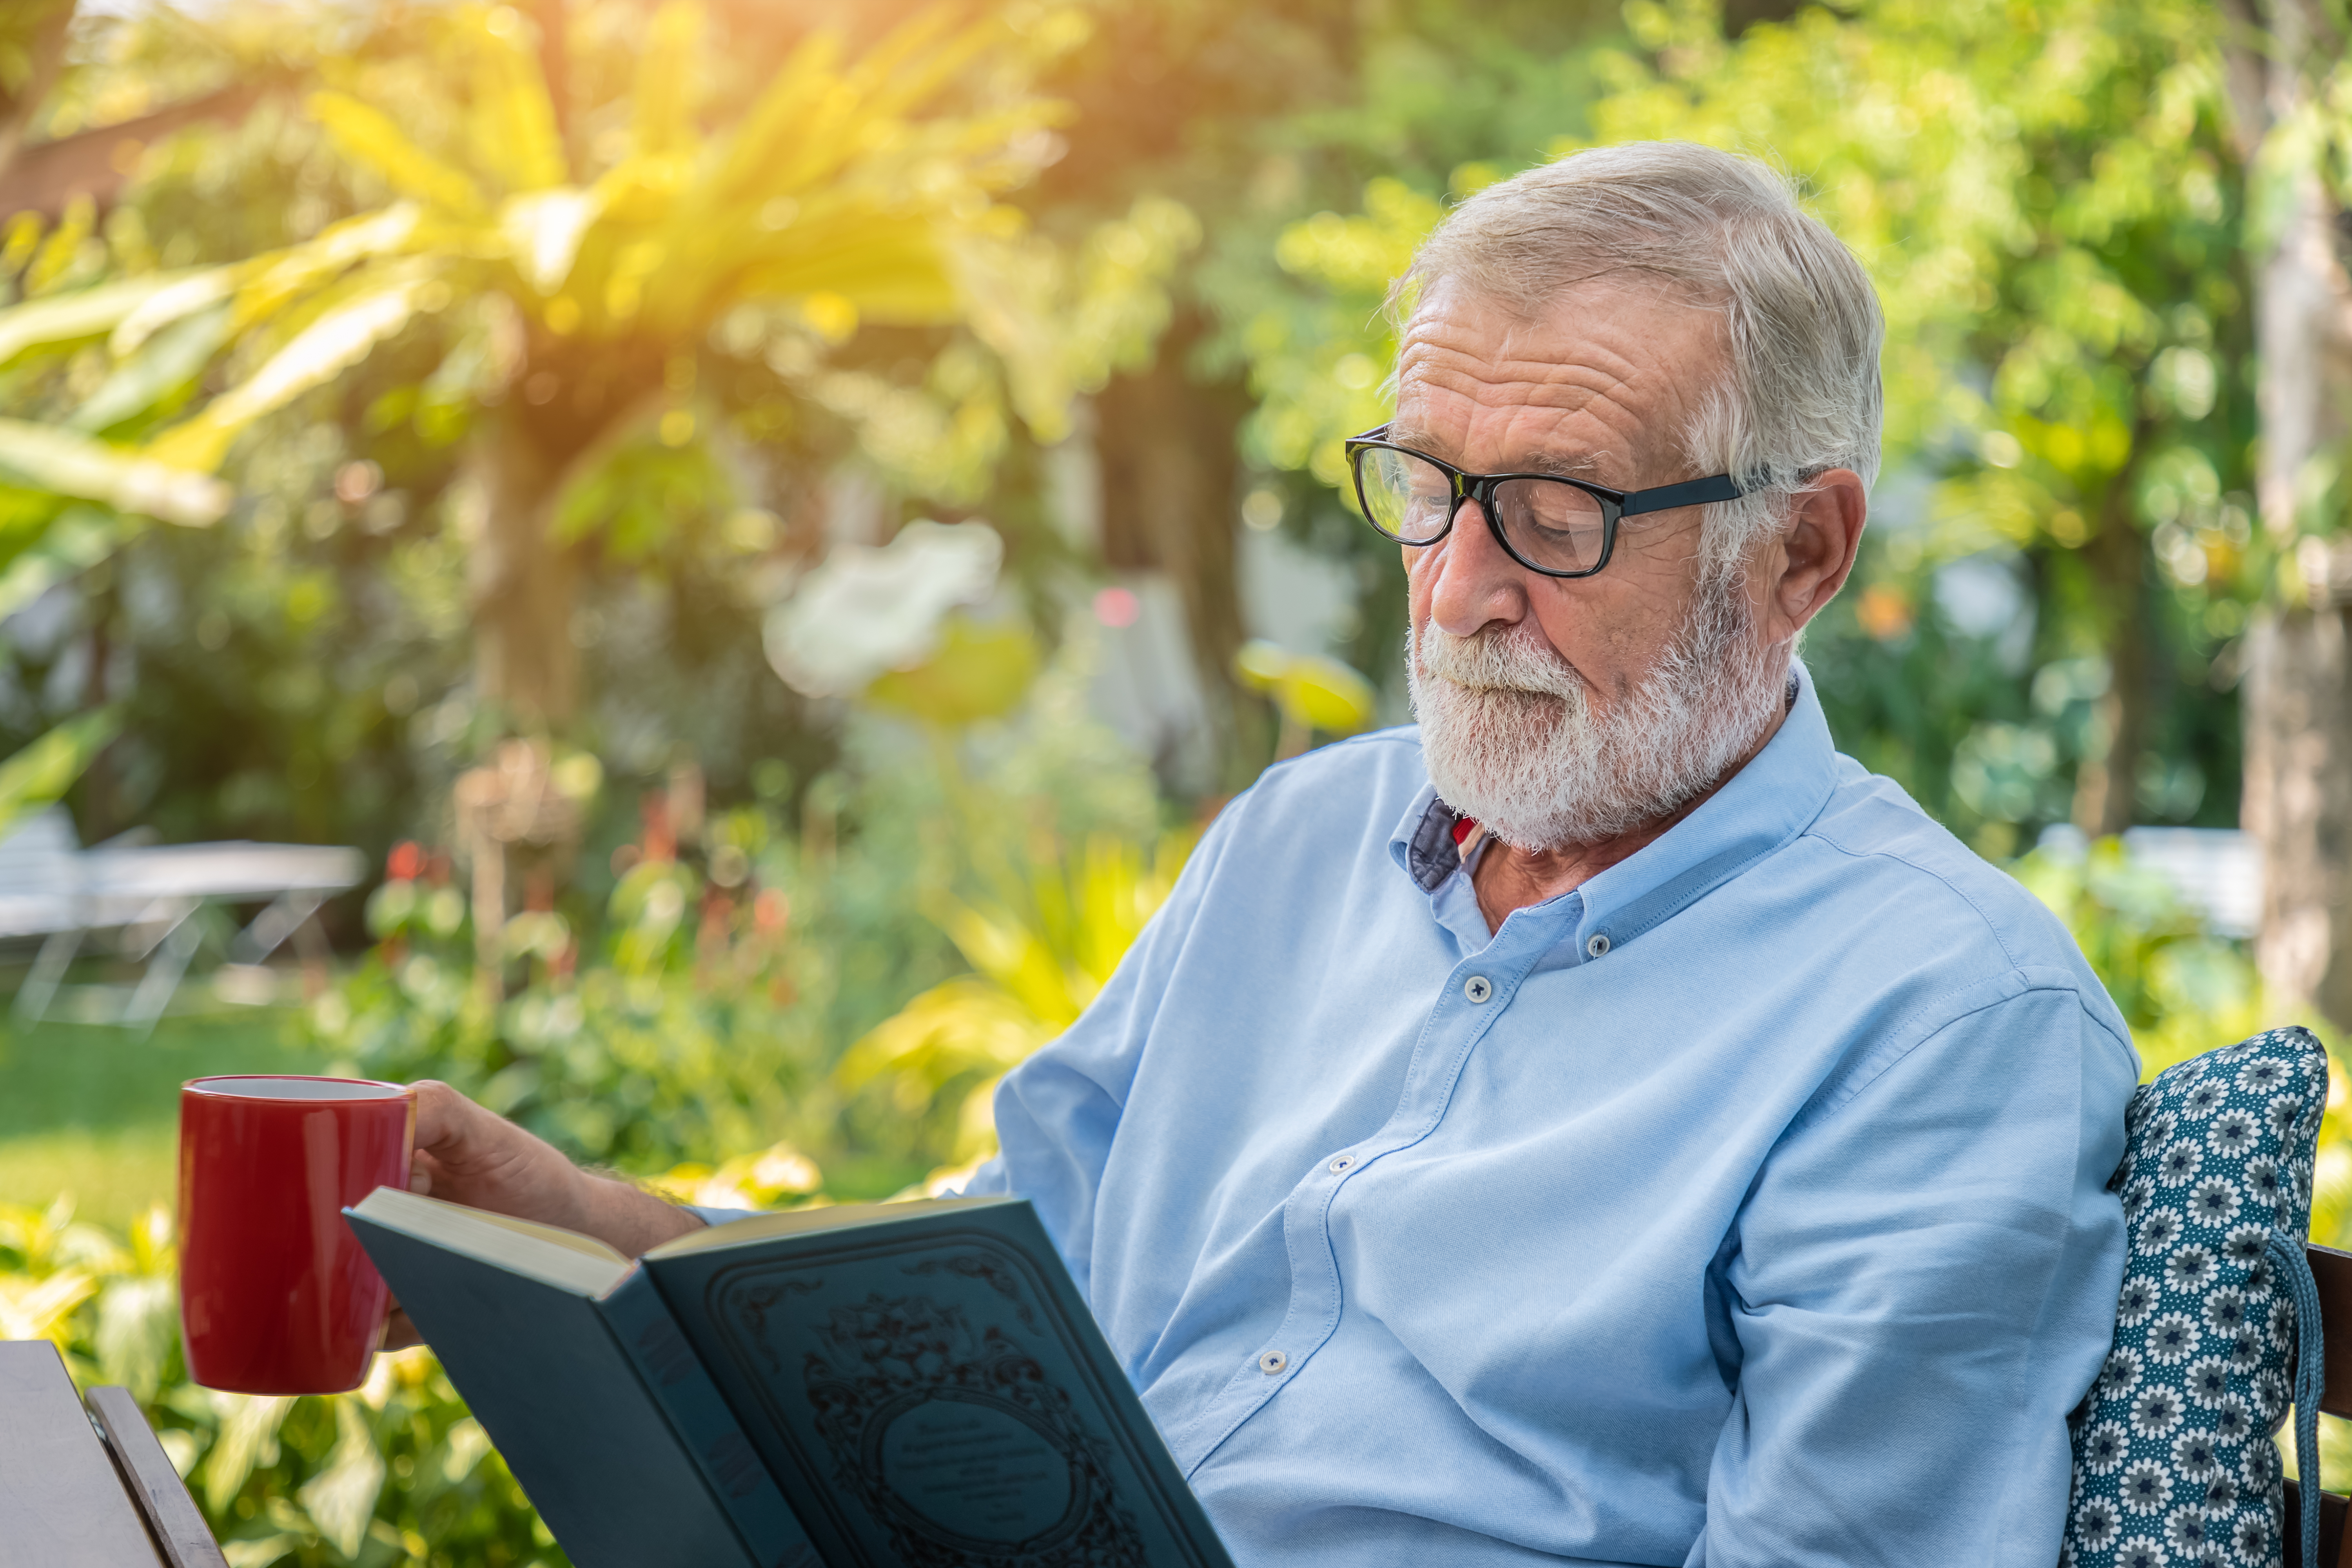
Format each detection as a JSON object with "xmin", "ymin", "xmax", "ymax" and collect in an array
[{"xmin": 1412, "ymin": 622, "xmax": 1585, "ymax": 698}]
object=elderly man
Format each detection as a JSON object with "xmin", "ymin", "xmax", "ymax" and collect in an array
[{"xmin": 406, "ymin": 142, "xmax": 2134, "ymax": 1566}]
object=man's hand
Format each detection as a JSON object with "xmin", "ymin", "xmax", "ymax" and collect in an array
[{"xmin": 383, "ymin": 1082, "xmax": 707, "ymax": 1349}]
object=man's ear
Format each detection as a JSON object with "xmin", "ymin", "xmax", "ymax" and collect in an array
[{"xmin": 1768, "ymin": 469, "xmax": 1868, "ymax": 641}]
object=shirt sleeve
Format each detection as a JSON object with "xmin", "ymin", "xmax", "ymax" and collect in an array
[{"xmin": 1696, "ymin": 976, "xmax": 2135, "ymax": 1568}]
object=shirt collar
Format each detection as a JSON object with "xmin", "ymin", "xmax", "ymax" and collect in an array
[{"xmin": 1387, "ymin": 661, "xmax": 1839, "ymax": 958}]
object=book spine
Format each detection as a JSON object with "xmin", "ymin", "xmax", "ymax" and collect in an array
[{"xmin": 597, "ymin": 1268, "xmax": 819, "ymax": 1568}]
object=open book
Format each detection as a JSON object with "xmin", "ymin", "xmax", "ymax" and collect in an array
[{"xmin": 345, "ymin": 1189, "xmax": 1232, "ymax": 1568}]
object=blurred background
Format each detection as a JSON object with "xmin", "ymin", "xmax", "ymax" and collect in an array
[{"xmin": 2, "ymin": 0, "xmax": 2350, "ymax": 1558}]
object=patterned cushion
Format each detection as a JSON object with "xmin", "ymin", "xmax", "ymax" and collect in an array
[{"xmin": 2062, "ymin": 1026, "xmax": 2328, "ymax": 1568}]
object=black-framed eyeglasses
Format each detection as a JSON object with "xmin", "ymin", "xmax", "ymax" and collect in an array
[{"xmin": 1343, "ymin": 424, "xmax": 1747, "ymax": 579}]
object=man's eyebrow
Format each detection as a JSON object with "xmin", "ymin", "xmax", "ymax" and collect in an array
[
  {"xmin": 1517, "ymin": 450, "xmax": 1607, "ymax": 480},
  {"xmin": 1386, "ymin": 426, "xmax": 1609, "ymax": 481}
]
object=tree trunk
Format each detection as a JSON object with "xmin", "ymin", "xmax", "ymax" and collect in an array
[
  {"xmin": 1094, "ymin": 314, "xmax": 1258, "ymax": 787},
  {"xmin": 2071, "ymin": 439, "xmax": 2153, "ymax": 838},
  {"xmin": 2223, "ymin": 0, "xmax": 2352, "ymax": 1030},
  {"xmin": 2245, "ymin": 571, "xmax": 2352, "ymax": 1027},
  {"xmin": 465, "ymin": 408, "xmax": 581, "ymax": 731},
  {"xmin": 0, "ymin": 2, "xmax": 74, "ymax": 185}
]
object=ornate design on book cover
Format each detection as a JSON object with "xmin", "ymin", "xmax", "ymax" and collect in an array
[
  {"xmin": 799, "ymin": 1285, "xmax": 1147, "ymax": 1567},
  {"xmin": 732, "ymin": 1278, "xmax": 826, "ymax": 1378},
  {"xmin": 904, "ymin": 1252, "xmax": 1041, "ymax": 1330}
]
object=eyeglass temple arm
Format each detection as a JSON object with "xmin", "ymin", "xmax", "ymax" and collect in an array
[{"xmin": 1617, "ymin": 474, "xmax": 1747, "ymax": 517}]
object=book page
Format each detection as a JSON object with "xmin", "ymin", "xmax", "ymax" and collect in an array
[
  {"xmin": 646, "ymin": 1194, "xmax": 1014, "ymax": 1259},
  {"xmin": 349, "ymin": 1189, "xmax": 632, "ymax": 1297}
]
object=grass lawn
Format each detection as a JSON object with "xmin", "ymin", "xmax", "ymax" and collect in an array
[{"xmin": 0, "ymin": 1012, "xmax": 319, "ymax": 1232}]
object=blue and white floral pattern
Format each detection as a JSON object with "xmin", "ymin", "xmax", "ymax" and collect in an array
[{"xmin": 2063, "ymin": 1027, "xmax": 2327, "ymax": 1568}]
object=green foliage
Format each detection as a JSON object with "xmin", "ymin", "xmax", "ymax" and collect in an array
[
  {"xmin": 0, "ymin": 704, "xmax": 117, "ymax": 838},
  {"xmin": 313, "ymin": 650, "xmax": 1161, "ymax": 1197},
  {"xmin": 2013, "ymin": 840, "xmax": 2263, "ymax": 1070},
  {"xmin": 0, "ymin": 1197, "xmax": 560, "ymax": 1568},
  {"xmin": 839, "ymin": 827, "xmax": 1191, "ymax": 1177}
]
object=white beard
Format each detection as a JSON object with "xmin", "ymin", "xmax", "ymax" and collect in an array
[{"xmin": 1406, "ymin": 573, "xmax": 1788, "ymax": 852}]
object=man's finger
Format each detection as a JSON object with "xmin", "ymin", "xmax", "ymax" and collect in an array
[{"xmin": 407, "ymin": 1080, "xmax": 473, "ymax": 1158}]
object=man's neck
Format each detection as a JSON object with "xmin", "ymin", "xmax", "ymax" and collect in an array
[{"xmin": 1470, "ymin": 703, "xmax": 1790, "ymax": 935}]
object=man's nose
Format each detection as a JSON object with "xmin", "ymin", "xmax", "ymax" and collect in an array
[{"xmin": 1421, "ymin": 497, "xmax": 1528, "ymax": 639}]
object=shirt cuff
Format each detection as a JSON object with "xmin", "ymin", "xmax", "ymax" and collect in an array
[{"xmin": 686, "ymin": 1203, "xmax": 759, "ymax": 1229}]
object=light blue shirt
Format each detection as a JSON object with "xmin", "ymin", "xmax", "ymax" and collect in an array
[{"xmin": 958, "ymin": 662, "xmax": 2136, "ymax": 1567}]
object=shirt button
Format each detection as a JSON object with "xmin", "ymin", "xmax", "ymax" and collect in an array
[
  {"xmin": 1463, "ymin": 975, "xmax": 1493, "ymax": 1004},
  {"xmin": 1258, "ymin": 1350, "xmax": 1287, "ymax": 1375},
  {"xmin": 1586, "ymin": 933, "xmax": 1611, "ymax": 958},
  {"xmin": 1329, "ymin": 1154, "xmax": 1355, "ymax": 1174}
]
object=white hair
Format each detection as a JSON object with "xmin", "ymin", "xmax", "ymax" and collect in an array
[{"xmin": 1396, "ymin": 140, "xmax": 1885, "ymax": 575}]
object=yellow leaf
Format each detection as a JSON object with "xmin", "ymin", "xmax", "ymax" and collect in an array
[
  {"xmin": 0, "ymin": 272, "xmax": 201, "ymax": 367},
  {"xmin": 202, "ymin": 1393, "xmax": 294, "ymax": 1514},
  {"xmin": 499, "ymin": 187, "xmax": 601, "ymax": 296},
  {"xmin": 839, "ymin": 9, "xmax": 993, "ymax": 129},
  {"xmin": 0, "ymin": 417, "xmax": 229, "ymax": 525},
  {"xmin": 863, "ymin": 617, "xmax": 1040, "ymax": 726},
  {"xmin": 225, "ymin": 203, "xmax": 424, "ymax": 335},
  {"xmin": 631, "ymin": 2, "xmax": 705, "ymax": 160},
  {"xmin": 734, "ymin": 216, "xmax": 959, "ymax": 324},
  {"xmin": 939, "ymin": 902, "xmax": 1082, "ymax": 1029},
  {"xmin": 147, "ymin": 267, "xmax": 431, "ymax": 473},
  {"xmin": 466, "ymin": 13, "xmax": 568, "ymax": 193},
  {"xmin": 1235, "ymin": 641, "xmax": 1378, "ymax": 736},
  {"xmin": 837, "ymin": 976, "xmax": 1049, "ymax": 1089},
  {"xmin": 0, "ymin": 1269, "xmax": 95, "ymax": 1347},
  {"xmin": 107, "ymin": 267, "xmax": 240, "ymax": 356},
  {"xmin": 296, "ymin": 1399, "xmax": 385, "ymax": 1560},
  {"xmin": 309, "ymin": 91, "xmax": 487, "ymax": 216},
  {"xmin": 711, "ymin": 30, "xmax": 849, "ymax": 206},
  {"xmin": 0, "ymin": 508, "xmax": 126, "ymax": 625},
  {"xmin": 24, "ymin": 193, "xmax": 94, "ymax": 297},
  {"xmin": 0, "ymin": 708, "xmax": 122, "ymax": 843}
]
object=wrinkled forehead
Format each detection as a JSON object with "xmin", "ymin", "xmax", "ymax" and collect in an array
[{"xmin": 1392, "ymin": 273, "xmax": 1727, "ymax": 483}]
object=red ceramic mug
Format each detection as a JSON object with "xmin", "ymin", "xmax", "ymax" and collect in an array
[{"xmin": 178, "ymin": 1075, "xmax": 416, "ymax": 1394}]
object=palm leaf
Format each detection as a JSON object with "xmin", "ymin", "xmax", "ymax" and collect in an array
[
  {"xmin": 147, "ymin": 264, "xmax": 434, "ymax": 473},
  {"xmin": 0, "ymin": 708, "xmax": 124, "ymax": 844},
  {"xmin": 710, "ymin": 29, "xmax": 848, "ymax": 206},
  {"xmin": 69, "ymin": 306, "xmax": 235, "ymax": 434},
  {"xmin": 309, "ymin": 90, "xmax": 487, "ymax": 216},
  {"xmin": 107, "ymin": 267, "xmax": 241, "ymax": 357},
  {"xmin": 106, "ymin": 205, "xmax": 421, "ymax": 362},
  {"xmin": 838, "ymin": 10, "xmax": 996, "ymax": 130},
  {"xmin": 728, "ymin": 215, "xmax": 960, "ymax": 323},
  {"xmin": 226, "ymin": 203, "xmax": 428, "ymax": 336},
  {"xmin": 0, "ymin": 417, "xmax": 230, "ymax": 525},
  {"xmin": 0, "ymin": 273, "xmax": 205, "ymax": 369},
  {"xmin": 0, "ymin": 505, "xmax": 124, "ymax": 623},
  {"xmin": 498, "ymin": 187, "xmax": 601, "ymax": 296},
  {"xmin": 466, "ymin": 18, "xmax": 568, "ymax": 194},
  {"xmin": 630, "ymin": 1, "xmax": 704, "ymax": 161}
]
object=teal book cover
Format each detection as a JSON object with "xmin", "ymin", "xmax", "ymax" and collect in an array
[
  {"xmin": 642, "ymin": 1196, "xmax": 1234, "ymax": 1568},
  {"xmin": 346, "ymin": 1193, "xmax": 815, "ymax": 1568}
]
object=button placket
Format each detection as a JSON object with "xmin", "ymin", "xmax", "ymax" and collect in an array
[{"xmin": 1174, "ymin": 916, "xmax": 1564, "ymax": 1477}]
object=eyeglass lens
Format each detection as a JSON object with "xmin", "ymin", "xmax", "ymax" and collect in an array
[{"xmin": 1356, "ymin": 447, "xmax": 1610, "ymax": 574}]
